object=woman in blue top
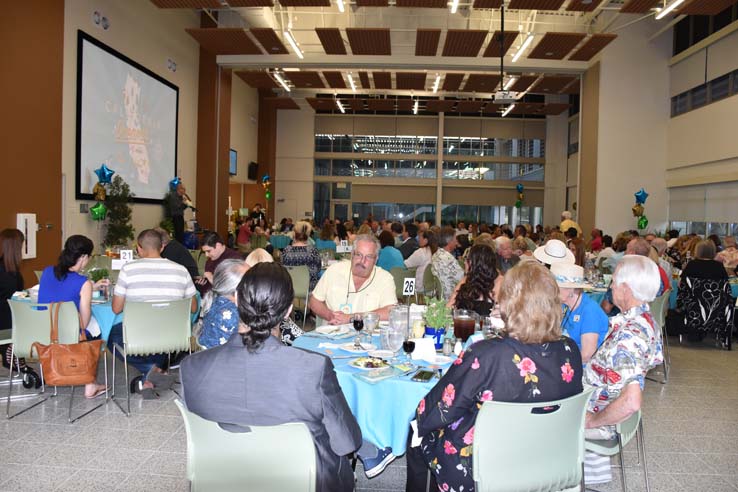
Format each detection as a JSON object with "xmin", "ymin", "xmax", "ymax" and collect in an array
[
  {"xmin": 376, "ymin": 231, "xmax": 405, "ymax": 272},
  {"xmin": 551, "ymin": 262, "xmax": 609, "ymax": 364},
  {"xmin": 38, "ymin": 235, "xmax": 108, "ymax": 398}
]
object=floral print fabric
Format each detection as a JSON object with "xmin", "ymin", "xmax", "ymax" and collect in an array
[
  {"xmin": 416, "ymin": 336, "xmax": 583, "ymax": 492},
  {"xmin": 431, "ymin": 249, "xmax": 464, "ymax": 302}
]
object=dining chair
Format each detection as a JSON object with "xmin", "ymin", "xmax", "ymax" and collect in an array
[
  {"xmin": 473, "ymin": 388, "xmax": 595, "ymax": 492},
  {"xmin": 111, "ymin": 298, "xmax": 192, "ymax": 416},
  {"xmin": 174, "ymin": 399, "xmax": 316, "ymax": 492},
  {"xmin": 422, "ymin": 266, "xmax": 443, "ymax": 302},
  {"xmin": 5, "ymin": 300, "xmax": 108, "ymax": 423},
  {"xmin": 285, "ymin": 265, "xmax": 310, "ymax": 330},
  {"xmin": 646, "ymin": 293, "xmax": 670, "ymax": 384},
  {"xmin": 585, "ymin": 410, "xmax": 650, "ymax": 492},
  {"xmin": 34, "ymin": 270, "xmax": 43, "ymax": 282},
  {"xmin": 190, "ymin": 249, "xmax": 206, "ymax": 276},
  {"xmin": 390, "ymin": 267, "xmax": 417, "ymax": 303}
]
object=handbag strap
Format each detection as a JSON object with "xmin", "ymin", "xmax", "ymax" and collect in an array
[{"xmin": 48, "ymin": 302, "xmax": 61, "ymax": 344}]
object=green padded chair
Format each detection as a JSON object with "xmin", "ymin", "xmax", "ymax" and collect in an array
[
  {"xmin": 646, "ymin": 293, "xmax": 670, "ymax": 384},
  {"xmin": 111, "ymin": 298, "xmax": 193, "ymax": 416},
  {"xmin": 473, "ymin": 388, "xmax": 595, "ymax": 492},
  {"xmin": 422, "ymin": 266, "xmax": 443, "ymax": 302},
  {"xmin": 5, "ymin": 300, "xmax": 107, "ymax": 423},
  {"xmin": 285, "ymin": 265, "xmax": 310, "ymax": 330},
  {"xmin": 390, "ymin": 266, "xmax": 417, "ymax": 303},
  {"xmin": 585, "ymin": 410, "xmax": 650, "ymax": 492},
  {"xmin": 174, "ymin": 399, "xmax": 316, "ymax": 492},
  {"xmin": 34, "ymin": 270, "xmax": 43, "ymax": 282},
  {"xmin": 190, "ymin": 250, "xmax": 207, "ymax": 277}
]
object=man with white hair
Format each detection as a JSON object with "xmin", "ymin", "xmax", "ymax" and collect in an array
[
  {"xmin": 431, "ymin": 226, "xmax": 464, "ymax": 301},
  {"xmin": 495, "ymin": 236, "xmax": 520, "ymax": 274},
  {"xmin": 309, "ymin": 234, "xmax": 396, "ymax": 324},
  {"xmin": 560, "ymin": 211, "xmax": 582, "ymax": 238},
  {"xmin": 583, "ymin": 255, "xmax": 664, "ymax": 485}
]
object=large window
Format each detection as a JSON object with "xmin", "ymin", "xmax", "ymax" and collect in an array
[
  {"xmin": 670, "ymin": 69, "xmax": 738, "ymax": 117},
  {"xmin": 352, "ymin": 202, "xmax": 436, "ymax": 223},
  {"xmin": 442, "ymin": 161, "xmax": 544, "ymax": 182},
  {"xmin": 442, "ymin": 205, "xmax": 544, "ymax": 226},
  {"xmin": 669, "ymin": 221, "xmax": 738, "ymax": 238},
  {"xmin": 673, "ymin": 7, "xmax": 738, "ymax": 56}
]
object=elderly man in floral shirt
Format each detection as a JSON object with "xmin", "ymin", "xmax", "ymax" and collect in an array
[
  {"xmin": 583, "ymin": 255, "xmax": 664, "ymax": 484},
  {"xmin": 431, "ymin": 226, "xmax": 464, "ymax": 302}
]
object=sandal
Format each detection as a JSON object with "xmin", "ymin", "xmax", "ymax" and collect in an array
[
  {"xmin": 85, "ymin": 386, "xmax": 108, "ymax": 399},
  {"xmin": 146, "ymin": 368, "xmax": 175, "ymax": 390}
]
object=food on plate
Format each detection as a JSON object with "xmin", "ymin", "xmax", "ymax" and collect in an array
[{"xmin": 351, "ymin": 356, "xmax": 389, "ymax": 369}]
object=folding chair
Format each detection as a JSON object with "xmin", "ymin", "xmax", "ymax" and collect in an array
[
  {"xmin": 390, "ymin": 267, "xmax": 417, "ymax": 303},
  {"xmin": 175, "ymin": 399, "xmax": 316, "ymax": 491},
  {"xmin": 646, "ymin": 293, "xmax": 670, "ymax": 384},
  {"xmin": 111, "ymin": 298, "xmax": 192, "ymax": 416},
  {"xmin": 286, "ymin": 265, "xmax": 310, "ymax": 330}
]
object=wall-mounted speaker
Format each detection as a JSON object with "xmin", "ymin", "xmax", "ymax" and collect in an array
[{"xmin": 248, "ymin": 161, "xmax": 259, "ymax": 181}]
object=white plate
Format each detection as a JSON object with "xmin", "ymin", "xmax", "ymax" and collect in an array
[
  {"xmin": 428, "ymin": 355, "xmax": 453, "ymax": 365},
  {"xmin": 368, "ymin": 349, "xmax": 394, "ymax": 358},
  {"xmin": 338, "ymin": 342, "xmax": 376, "ymax": 353},
  {"xmin": 315, "ymin": 324, "xmax": 352, "ymax": 337}
]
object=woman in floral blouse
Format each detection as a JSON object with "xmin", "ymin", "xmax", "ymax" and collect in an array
[{"xmin": 407, "ymin": 261, "xmax": 584, "ymax": 492}]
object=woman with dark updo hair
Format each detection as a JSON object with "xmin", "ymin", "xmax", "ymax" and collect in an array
[
  {"xmin": 181, "ymin": 263, "xmax": 362, "ymax": 492},
  {"xmin": 447, "ymin": 243, "xmax": 502, "ymax": 317}
]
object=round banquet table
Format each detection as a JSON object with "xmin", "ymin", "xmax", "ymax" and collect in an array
[{"xmin": 293, "ymin": 333, "xmax": 454, "ymax": 455}]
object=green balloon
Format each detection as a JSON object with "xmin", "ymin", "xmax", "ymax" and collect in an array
[
  {"xmin": 265, "ymin": 190, "xmax": 272, "ymax": 200},
  {"xmin": 90, "ymin": 202, "xmax": 107, "ymax": 221},
  {"xmin": 637, "ymin": 215, "xmax": 648, "ymax": 229},
  {"xmin": 515, "ymin": 199, "xmax": 522, "ymax": 208}
]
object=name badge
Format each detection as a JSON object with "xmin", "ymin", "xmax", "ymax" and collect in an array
[
  {"xmin": 338, "ymin": 303, "xmax": 352, "ymax": 314},
  {"xmin": 573, "ymin": 315, "xmax": 580, "ymax": 322}
]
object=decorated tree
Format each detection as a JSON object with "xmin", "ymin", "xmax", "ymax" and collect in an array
[{"xmin": 103, "ymin": 175, "xmax": 135, "ymax": 247}]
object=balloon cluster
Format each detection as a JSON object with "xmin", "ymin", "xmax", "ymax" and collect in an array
[
  {"xmin": 515, "ymin": 183, "xmax": 524, "ymax": 208},
  {"xmin": 89, "ymin": 164, "xmax": 115, "ymax": 221},
  {"xmin": 632, "ymin": 188, "xmax": 649, "ymax": 230},
  {"xmin": 169, "ymin": 176, "xmax": 181, "ymax": 191},
  {"xmin": 261, "ymin": 174, "xmax": 272, "ymax": 201}
]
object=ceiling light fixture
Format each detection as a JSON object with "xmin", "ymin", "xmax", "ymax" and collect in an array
[
  {"xmin": 413, "ymin": 100, "xmax": 419, "ymax": 114},
  {"xmin": 503, "ymin": 76, "xmax": 518, "ymax": 90},
  {"xmin": 655, "ymin": 0, "xmax": 685, "ymax": 20},
  {"xmin": 273, "ymin": 72, "xmax": 291, "ymax": 92},
  {"xmin": 336, "ymin": 99, "xmax": 345, "ymax": 113},
  {"xmin": 348, "ymin": 73, "xmax": 357, "ymax": 92},
  {"xmin": 337, "ymin": 0, "xmax": 345, "ymax": 12},
  {"xmin": 432, "ymin": 74, "xmax": 441, "ymax": 93},
  {"xmin": 283, "ymin": 31, "xmax": 303, "ymax": 59},
  {"xmin": 502, "ymin": 104, "xmax": 515, "ymax": 117},
  {"xmin": 511, "ymin": 34, "xmax": 534, "ymax": 63},
  {"xmin": 450, "ymin": 0, "xmax": 459, "ymax": 14}
]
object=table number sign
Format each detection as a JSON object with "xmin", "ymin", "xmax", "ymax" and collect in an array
[
  {"xmin": 403, "ymin": 278, "xmax": 415, "ymax": 297},
  {"xmin": 337, "ymin": 240, "xmax": 352, "ymax": 253}
]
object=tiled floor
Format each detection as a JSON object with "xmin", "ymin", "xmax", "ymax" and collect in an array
[{"xmin": 1, "ymin": 336, "xmax": 736, "ymax": 491}]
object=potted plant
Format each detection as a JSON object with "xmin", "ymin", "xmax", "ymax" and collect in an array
[{"xmin": 423, "ymin": 298, "xmax": 451, "ymax": 349}]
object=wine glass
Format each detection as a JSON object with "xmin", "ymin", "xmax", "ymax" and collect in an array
[
  {"xmin": 351, "ymin": 314, "xmax": 364, "ymax": 350},
  {"xmin": 402, "ymin": 339, "xmax": 416, "ymax": 363}
]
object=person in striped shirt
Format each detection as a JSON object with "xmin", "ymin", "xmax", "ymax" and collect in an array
[{"xmin": 109, "ymin": 229, "xmax": 197, "ymax": 398}]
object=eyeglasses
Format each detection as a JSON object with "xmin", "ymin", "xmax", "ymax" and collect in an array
[{"xmin": 352, "ymin": 252, "xmax": 377, "ymax": 262}]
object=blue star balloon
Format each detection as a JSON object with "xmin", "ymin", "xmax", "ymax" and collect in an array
[
  {"xmin": 634, "ymin": 188, "xmax": 649, "ymax": 205},
  {"xmin": 261, "ymin": 174, "xmax": 271, "ymax": 184},
  {"xmin": 94, "ymin": 164, "xmax": 115, "ymax": 184},
  {"xmin": 169, "ymin": 177, "xmax": 181, "ymax": 191},
  {"xmin": 516, "ymin": 183, "xmax": 524, "ymax": 193}
]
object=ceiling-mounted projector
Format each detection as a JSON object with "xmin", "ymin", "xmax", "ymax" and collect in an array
[{"xmin": 494, "ymin": 91, "xmax": 518, "ymax": 104}]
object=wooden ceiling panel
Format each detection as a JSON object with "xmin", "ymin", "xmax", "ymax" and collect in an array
[
  {"xmin": 619, "ymin": 0, "xmax": 660, "ymax": 13},
  {"xmin": 236, "ymin": 71, "xmax": 278, "ymax": 89},
  {"xmin": 366, "ymin": 99, "xmax": 397, "ymax": 111},
  {"xmin": 228, "ymin": 0, "xmax": 275, "ymax": 5},
  {"xmin": 150, "ymin": 0, "xmax": 221, "ymax": 7},
  {"xmin": 373, "ymin": 72, "xmax": 393, "ymax": 89},
  {"xmin": 307, "ymin": 98, "xmax": 339, "ymax": 111},
  {"xmin": 316, "ymin": 28, "xmax": 346, "ymax": 55},
  {"xmin": 396, "ymin": 72, "xmax": 427, "ymax": 90},
  {"xmin": 442, "ymin": 73, "xmax": 465, "ymax": 91},
  {"xmin": 508, "ymin": 75, "xmax": 539, "ymax": 92},
  {"xmin": 396, "ymin": 0, "xmax": 447, "ymax": 6},
  {"xmin": 284, "ymin": 71, "xmax": 325, "ymax": 88},
  {"xmin": 396, "ymin": 99, "xmax": 415, "ymax": 111},
  {"xmin": 347, "ymin": 28, "xmax": 392, "ymax": 55},
  {"xmin": 678, "ymin": 0, "xmax": 738, "ymax": 15},
  {"xmin": 442, "ymin": 30, "xmax": 488, "ymax": 57},
  {"xmin": 530, "ymin": 75, "xmax": 578, "ymax": 93},
  {"xmin": 426, "ymin": 100, "xmax": 457, "ymax": 112},
  {"xmin": 562, "ymin": 81, "xmax": 580, "ymax": 94},
  {"xmin": 279, "ymin": 0, "xmax": 330, "ymax": 5},
  {"xmin": 510, "ymin": 102, "xmax": 545, "ymax": 115},
  {"xmin": 344, "ymin": 99, "xmax": 365, "ymax": 111},
  {"xmin": 416, "ymin": 29, "xmax": 441, "ymax": 56},
  {"xmin": 356, "ymin": 0, "xmax": 389, "ymax": 4},
  {"xmin": 358, "ymin": 72, "xmax": 371, "ymax": 89},
  {"xmin": 508, "ymin": 0, "xmax": 565, "ymax": 9},
  {"xmin": 455, "ymin": 100, "xmax": 485, "ymax": 113},
  {"xmin": 528, "ymin": 32, "xmax": 586, "ymax": 60},
  {"xmin": 250, "ymin": 28, "xmax": 288, "ymax": 55},
  {"xmin": 472, "ymin": 0, "xmax": 503, "ymax": 7},
  {"xmin": 483, "ymin": 31, "xmax": 519, "ymax": 57},
  {"xmin": 462, "ymin": 74, "xmax": 501, "ymax": 92},
  {"xmin": 264, "ymin": 97, "xmax": 300, "ymax": 110},
  {"xmin": 541, "ymin": 103, "xmax": 571, "ymax": 115},
  {"xmin": 569, "ymin": 34, "xmax": 617, "ymax": 61},
  {"xmin": 483, "ymin": 103, "xmax": 503, "ymax": 114},
  {"xmin": 185, "ymin": 28, "xmax": 262, "ymax": 55},
  {"xmin": 566, "ymin": 0, "xmax": 605, "ymax": 11},
  {"xmin": 322, "ymin": 71, "xmax": 346, "ymax": 89}
]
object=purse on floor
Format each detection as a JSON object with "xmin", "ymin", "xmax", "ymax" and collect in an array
[{"xmin": 32, "ymin": 302, "xmax": 103, "ymax": 386}]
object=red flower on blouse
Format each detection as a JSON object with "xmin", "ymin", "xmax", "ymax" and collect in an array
[
  {"xmin": 561, "ymin": 362, "xmax": 575, "ymax": 383},
  {"xmin": 442, "ymin": 384, "xmax": 456, "ymax": 407},
  {"xmin": 444, "ymin": 440, "xmax": 458, "ymax": 455},
  {"xmin": 418, "ymin": 398, "xmax": 426, "ymax": 415}
]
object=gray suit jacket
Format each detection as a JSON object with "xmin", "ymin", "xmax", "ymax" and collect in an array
[{"xmin": 181, "ymin": 334, "xmax": 362, "ymax": 492}]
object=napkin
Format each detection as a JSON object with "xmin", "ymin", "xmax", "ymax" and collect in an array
[
  {"xmin": 353, "ymin": 366, "xmax": 402, "ymax": 385},
  {"xmin": 317, "ymin": 342, "xmax": 343, "ymax": 350},
  {"xmin": 314, "ymin": 324, "xmax": 352, "ymax": 339},
  {"xmin": 411, "ymin": 338, "xmax": 437, "ymax": 362}
]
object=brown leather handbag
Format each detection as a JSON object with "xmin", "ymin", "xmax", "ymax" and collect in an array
[{"xmin": 32, "ymin": 302, "xmax": 103, "ymax": 386}]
